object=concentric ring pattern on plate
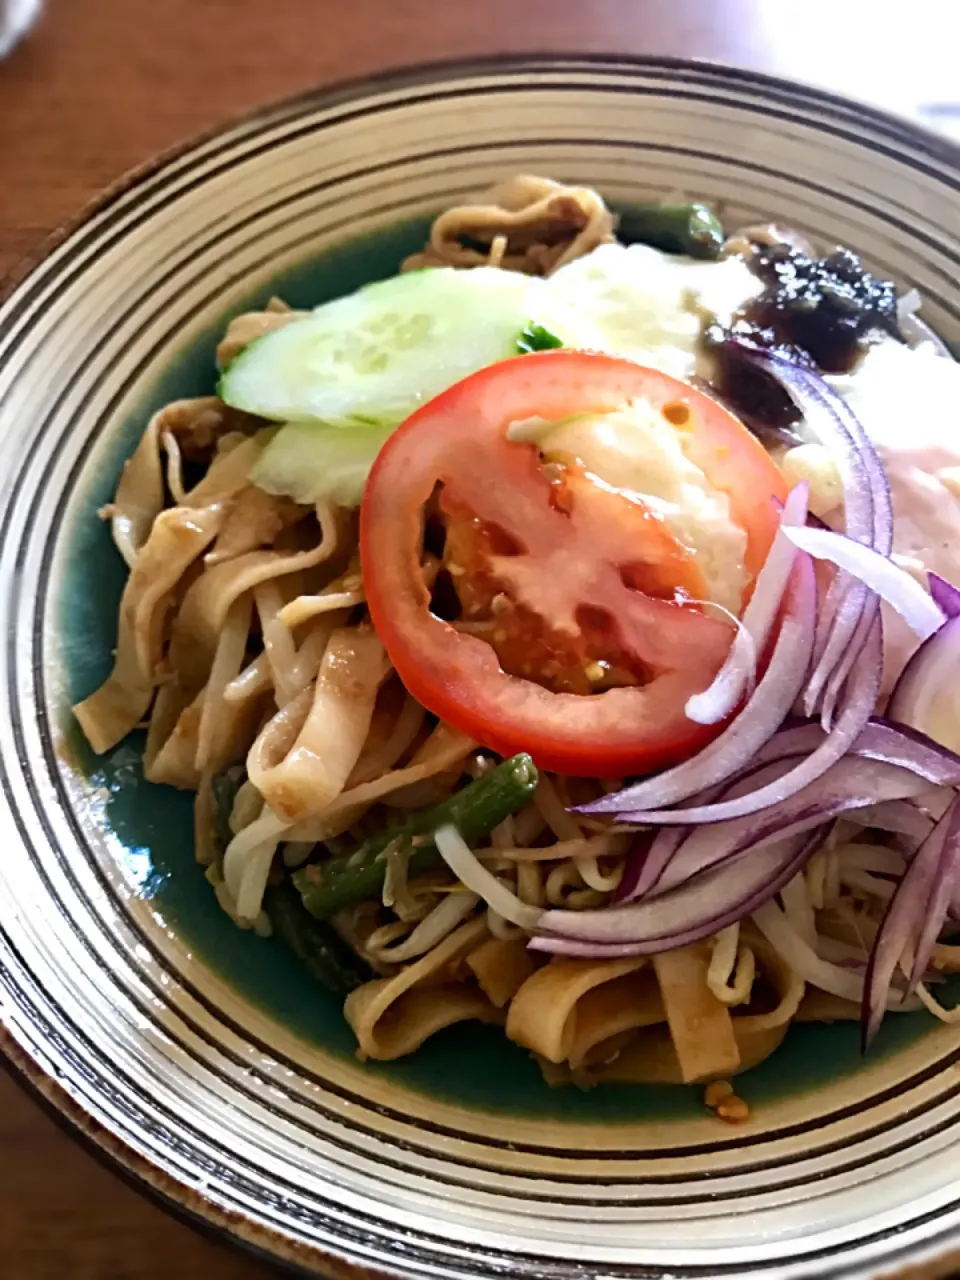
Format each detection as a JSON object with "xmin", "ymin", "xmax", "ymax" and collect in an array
[{"xmin": 3, "ymin": 56, "xmax": 960, "ymax": 1279}]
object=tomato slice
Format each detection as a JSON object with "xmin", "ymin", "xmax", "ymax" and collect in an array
[{"xmin": 360, "ymin": 351, "xmax": 787, "ymax": 777}]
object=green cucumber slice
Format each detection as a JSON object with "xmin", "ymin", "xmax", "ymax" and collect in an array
[
  {"xmin": 219, "ymin": 267, "xmax": 538, "ymax": 429},
  {"xmin": 250, "ymin": 421, "xmax": 394, "ymax": 508}
]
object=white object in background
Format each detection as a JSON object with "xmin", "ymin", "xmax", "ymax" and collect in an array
[{"xmin": 0, "ymin": 0, "xmax": 41, "ymax": 58}]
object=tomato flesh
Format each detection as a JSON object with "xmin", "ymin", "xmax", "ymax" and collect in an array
[
  {"xmin": 360, "ymin": 351, "xmax": 787, "ymax": 777},
  {"xmin": 440, "ymin": 463, "xmax": 709, "ymax": 695}
]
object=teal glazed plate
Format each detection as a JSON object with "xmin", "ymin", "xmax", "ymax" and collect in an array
[{"xmin": 4, "ymin": 55, "xmax": 960, "ymax": 1280}]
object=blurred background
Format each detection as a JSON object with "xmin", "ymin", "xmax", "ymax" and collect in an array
[
  {"xmin": 1, "ymin": 1, "xmax": 958, "ymax": 1276},
  {"xmin": 2, "ymin": 0, "xmax": 960, "ymax": 282}
]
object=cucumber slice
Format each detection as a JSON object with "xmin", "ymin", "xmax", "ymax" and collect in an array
[
  {"xmin": 219, "ymin": 267, "xmax": 538, "ymax": 429},
  {"xmin": 250, "ymin": 421, "xmax": 393, "ymax": 508}
]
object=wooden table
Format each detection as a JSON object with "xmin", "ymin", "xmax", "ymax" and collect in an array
[{"xmin": 1, "ymin": 1, "xmax": 959, "ymax": 1275}]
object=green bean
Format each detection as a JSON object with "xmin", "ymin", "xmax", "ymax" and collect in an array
[
  {"xmin": 293, "ymin": 753, "xmax": 539, "ymax": 920},
  {"xmin": 618, "ymin": 202, "xmax": 725, "ymax": 260},
  {"xmin": 264, "ymin": 881, "xmax": 370, "ymax": 994}
]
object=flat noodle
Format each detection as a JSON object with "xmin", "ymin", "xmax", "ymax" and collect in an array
[
  {"xmin": 581, "ymin": 1028, "xmax": 690, "ymax": 1086},
  {"xmin": 182, "ymin": 433, "xmax": 272, "ymax": 510},
  {"xmin": 403, "ymin": 175, "xmax": 616, "ymax": 277},
  {"xmin": 107, "ymin": 398, "xmax": 214, "ymax": 567},
  {"xmin": 278, "ymin": 589, "xmax": 365, "ymax": 627},
  {"xmin": 253, "ymin": 625, "xmax": 391, "ymax": 823},
  {"xmin": 148, "ymin": 671, "xmax": 264, "ymax": 788},
  {"xmin": 224, "ymin": 610, "xmax": 347, "ymax": 705},
  {"xmin": 246, "ymin": 686, "xmax": 314, "ymax": 795},
  {"xmin": 591, "ymin": 938, "xmax": 803, "ymax": 1085},
  {"xmin": 146, "ymin": 687, "xmax": 204, "ymax": 788},
  {"xmin": 466, "ymin": 936, "xmax": 537, "ymax": 1008},
  {"xmin": 652, "ymin": 945, "xmax": 741, "ymax": 1083},
  {"xmin": 216, "ymin": 308, "xmax": 307, "ymax": 369},
  {"xmin": 344, "ymin": 917, "xmax": 499, "ymax": 1059},
  {"xmin": 168, "ymin": 505, "xmax": 338, "ymax": 692},
  {"xmin": 794, "ymin": 991, "xmax": 861, "ymax": 1022},
  {"xmin": 195, "ymin": 595, "xmax": 254, "ymax": 772},
  {"xmin": 283, "ymin": 722, "xmax": 476, "ymax": 843},
  {"xmin": 505, "ymin": 956, "xmax": 651, "ymax": 1063},
  {"xmin": 143, "ymin": 679, "xmax": 191, "ymax": 774},
  {"xmin": 107, "ymin": 399, "xmax": 267, "ymax": 569},
  {"xmin": 161, "ymin": 431, "xmax": 185, "ymax": 504},
  {"xmin": 565, "ymin": 968, "xmax": 666, "ymax": 1071},
  {"xmin": 205, "ymin": 486, "xmax": 303, "ymax": 565},
  {"xmin": 347, "ymin": 693, "xmax": 426, "ymax": 787},
  {"xmin": 254, "ymin": 581, "xmax": 300, "ymax": 707},
  {"xmin": 73, "ymin": 504, "xmax": 225, "ymax": 753}
]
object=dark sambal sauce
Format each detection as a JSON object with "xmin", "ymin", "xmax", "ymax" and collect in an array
[{"xmin": 705, "ymin": 242, "xmax": 904, "ymax": 436}]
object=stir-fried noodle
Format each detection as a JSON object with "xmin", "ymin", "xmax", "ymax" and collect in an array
[{"xmin": 74, "ymin": 176, "xmax": 960, "ymax": 1098}]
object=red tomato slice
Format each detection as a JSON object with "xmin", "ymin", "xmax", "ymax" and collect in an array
[{"xmin": 360, "ymin": 351, "xmax": 787, "ymax": 777}]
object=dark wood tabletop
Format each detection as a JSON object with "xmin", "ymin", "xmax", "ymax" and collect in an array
[{"xmin": 2, "ymin": 1, "xmax": 959, "ymax": 1276}]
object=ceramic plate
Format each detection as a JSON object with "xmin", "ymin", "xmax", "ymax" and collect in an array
[{"xmin": 3, "ymin": 55, "xmax": 960, "ymax": 1280}]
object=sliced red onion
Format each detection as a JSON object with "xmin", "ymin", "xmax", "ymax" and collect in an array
[
  {"xmin": 911, "ymin": 787, "xmax": 956, "ymax": 822},
  {"xmin": 888, "ymin": 615, "xmax": 960, "ymax": 754},
  {"xmin": 929, "ymin": 572, "xmax": 960, "ymax": 619},
  {"xmin": 724, "ymin": 341, "xmax": 881, "ymax": 548},
  {"xmin": 717, "ymin": 718, "xmax": 960, "ymax": 789},
  {"xmin": 862, "ymin": 796, "xmax": 960, "ymax": 1047},
  {"xmin": 647, "ymin": 753, "xmax": 933, "ymax": 899},
  {"xmin": 615, "ymin": 825, "xmax": 683, "ymax": 905},
  {"xmin": 908, "ymin": 801, "xmax": 960, "ymax": 990},
  {"xmin": 683, "ymin": 608, "xmax": 757, "ymax": 726},
  {"xmin": 750, "ymin": 719, "xmax": 960, "ymax": 788},
  {"xmin": 613, "ymin": 829, "xmax": 661, "ymax": 904},
  {"xmin": 753, "ymin": 899, "xmax": 920, "ymax": 1012},
  {"xmin": 853, "ymin": 719, "xmax": 960, "ymax": 782},
  {"xmin": 807, "ymin": 581, "xmax": 872, "ymax": 719},
  {"xmin": 685, "ymin": 481, "xmax": 807, "ymax": 726},
  {"xmin": 611, "ymin": 720, "xmax": 960, "ymax": 905},
  {"xmin": 616, "ymin": 619, "xmax": 882, "ymax": 826},
  {"xmin": 724, "ymin": 340, "xmax": 893, "ymax": 715},
  {"xmin": 618, "ymin": 758, "xmax": 800, "ymax": 904},
  {"xmin": 546, "ymin": 760, "xmax": 936, "ymax": 955},
  {"xmin": 851, "ymin": 800, "xmax": 934, "ymax": 850},
  {"xmin": 531, "ymin": 832, "xmax": 821, "ymax": 958},
  {"xmin": 580, "ymin": 556, "xmax": 817, "ymax": 817},
  {"xmin": 782, "ymin": 526, "xmax": 945, "ymax": 640},
  {"xmin": 819, "ymin": 604, "xmax": 877, "ymax": 732}
]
